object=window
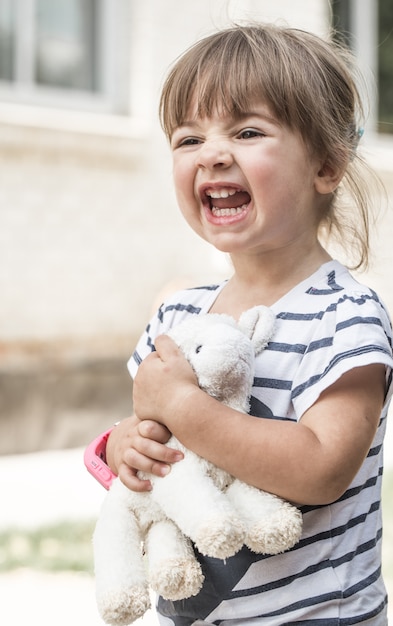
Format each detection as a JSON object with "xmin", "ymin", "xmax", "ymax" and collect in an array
[
  {"xmin": 331, "ymin": 0, "xmax": 351, "ymax": 47},
  {"xmin": 35, "ymin": 0, "xmax": 97, "ymax": 92},
  {"xmin": 378, "ymin": 0, "xmax": 393, "ymax": 133},
  {"xmin": 0, "ymin": 2, "xmax": 13, "ymax": 82},
  {"xmin": 0, "ymin": 0, "xmax": 131, "ymax": 114},
  {"xmin": 332, "ymin": 0, "xmax": 393, "ymax": 135}
]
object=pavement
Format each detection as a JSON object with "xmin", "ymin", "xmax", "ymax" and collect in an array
[{"xmin": 0, "ymin": 419, "xmax": 392, "ymax": 626}]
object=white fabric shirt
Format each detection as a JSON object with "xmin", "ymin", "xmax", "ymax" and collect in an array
[{"xmin": 128, "ymin": 260, "xmax": 393, "ymax": 625}]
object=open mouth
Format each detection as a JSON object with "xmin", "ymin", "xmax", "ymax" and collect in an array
[{"xmin": 204, "ymin": 187, "xmax": 251, "ymax": 217}]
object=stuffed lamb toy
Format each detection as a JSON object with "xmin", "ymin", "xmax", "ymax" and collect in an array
[{"xmin": 93, "ymin": 305, "xmax": 303, "ymax": 626}]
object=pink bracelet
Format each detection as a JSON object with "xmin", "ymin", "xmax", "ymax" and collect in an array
[{"xmin": 84, "ymin": 427, "xmax": 117, "ymax": 490}]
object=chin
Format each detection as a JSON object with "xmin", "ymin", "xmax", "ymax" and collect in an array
[{"xmin": 207, "ymin": 238, "xmax": 243, "ymax": 254}]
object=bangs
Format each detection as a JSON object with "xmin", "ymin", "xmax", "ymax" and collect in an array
[{"xmin": 160, "ymin": 28, "xmax": 291, "ymax": 138}]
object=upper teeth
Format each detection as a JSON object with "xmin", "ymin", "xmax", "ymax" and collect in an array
[{"xmin": 207, "ymin": 188, "xmax": 237, "ymax": 199}]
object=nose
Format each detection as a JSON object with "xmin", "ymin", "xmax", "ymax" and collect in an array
[{"xmin": 196, "ymin": 139, "xmax": 233, "ymax": 170}]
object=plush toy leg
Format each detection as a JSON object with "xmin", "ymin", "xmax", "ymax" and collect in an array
[
  {"xmin": 146, "ymin": 519, "xmax": 204, "ymax": 600},
  {"xmin": 93, "ymin": 480, "xmax": 151, "ymax": 626},
  {"xmin": 225, "ymin": 480, "xmax": 303, "ymax": 555},
  {"xmin": 151, "ymin": 452, "xmax": 245, "ymax": 559}
]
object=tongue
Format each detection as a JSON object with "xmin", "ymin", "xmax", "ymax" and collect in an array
[{"xmin": 212, "ymin": 190, "xmax": 250, "ymax": 209}]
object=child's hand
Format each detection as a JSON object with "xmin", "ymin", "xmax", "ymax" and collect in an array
[
  {"xmin": 106, "ymin": 415, "xmax": 184, "ymax": 492},
  {"xmin": 133, "ymin": 334, "xmax": 200, "ymax": 428}
]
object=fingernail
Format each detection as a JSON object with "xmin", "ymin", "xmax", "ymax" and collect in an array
[{"xmin": 160, "ymin": 465, "xmax": 171, "ymax": 476}]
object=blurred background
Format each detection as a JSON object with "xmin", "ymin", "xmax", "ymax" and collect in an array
[{"xmin": 0, "ymin": 1, "xmax": 392, "ymax": 624}]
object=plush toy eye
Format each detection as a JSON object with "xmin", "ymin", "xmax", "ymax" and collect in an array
[{"xmin": 195, "ymin": 345, "xmax": 202, "ymax": 354}]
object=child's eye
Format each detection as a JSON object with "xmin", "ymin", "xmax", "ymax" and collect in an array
[
  {"xmin": 175, "ymin": 136, "xmax": 201, "ymax": 148},
  {"xmin": 238, "ymin": 128, "xmax": 264, "ymax": 140}
]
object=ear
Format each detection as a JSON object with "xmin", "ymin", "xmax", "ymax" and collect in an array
[
  {"xmin": 238, "ymin": 306, "xmax": 276, "ymax": 355},
  {"xmin": 314, "ymin": 158, "xmax": 345, "ymax": 195}
]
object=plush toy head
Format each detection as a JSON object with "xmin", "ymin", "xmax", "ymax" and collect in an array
[{"xmin": 168, "ymin": 305, "xmax": 276, "ymax": 412}]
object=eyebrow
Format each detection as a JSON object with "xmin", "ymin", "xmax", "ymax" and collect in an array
[
  {"xmin": 176, "ymin": 110, "xmax": 280, "ymax": 130},
  {"xmin": 236, "ymin": 110, "xmax": 280, "ymax": 125}
]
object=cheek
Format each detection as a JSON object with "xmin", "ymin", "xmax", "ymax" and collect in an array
[
  {"xmin": 174, "ymin": 181, "xmax": 193, "ymax": 217},
  {"xmin": 173, "ymin": 177, "xmax": 204, "ymax": 234},
  {"xmin": 173, "ymin": 164, "xmax": 194, "ymax": 206},
  {"xmin": 173, "ymin": 161, "xmax": 199, "ymax": 212},
  {"xmin": 172, "ymin": 154, "xmax": 193, "ymax": 184}
]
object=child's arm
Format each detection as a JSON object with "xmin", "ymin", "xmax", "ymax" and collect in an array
[
  {"xmin": 132, "ymin": 335, "xmax": 386, "ymax": 506},
  {"xmin": 106, "ymin": 414, "xmax": 184, "ymax": 491}
]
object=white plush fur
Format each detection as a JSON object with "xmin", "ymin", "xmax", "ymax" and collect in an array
[{"xmin": 93, "ymin": 305, "xmax": 303, "ymax": 625}]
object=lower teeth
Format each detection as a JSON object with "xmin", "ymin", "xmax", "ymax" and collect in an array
[{"xmin": 211, "ymin": 204, "xmax": 247, "ymax": 217}]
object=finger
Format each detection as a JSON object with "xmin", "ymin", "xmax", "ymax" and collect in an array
[
  {"xmin": 133, "ymin": 436, "xmax": 183, "ymax": 466},
  {"xmin": 138, "ymin": 419, "xmax": 171, "ymax": 443},
  {"xmin": 117, "ymin": 464, "xmax": 152, "ymax": 493},
  {"xmin": 124, "ymin": 446, "xmax": 174, "ymax": 478},
  {"xmin": 154, "ymin": 334, "xmax": 181, "ymax": 359}
]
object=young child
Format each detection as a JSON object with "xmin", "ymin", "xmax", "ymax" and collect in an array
[{"xmin": 89, "ymin": 24, "xmax": 393, "ymax": 624}]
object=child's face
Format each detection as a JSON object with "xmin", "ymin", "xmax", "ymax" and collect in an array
[{"xmin": 170, "ymin": 101, "xmax": 330, "ymax": 259}]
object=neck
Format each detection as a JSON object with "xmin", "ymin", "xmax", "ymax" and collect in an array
[
  {"xmin": 211, "ymin": 242, "xmax": 331, "ymax": 316},
  {"xmin": 235, "ymin": 240, "xmax": 329, "ymax": 284}
]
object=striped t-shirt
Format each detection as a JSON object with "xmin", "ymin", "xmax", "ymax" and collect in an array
[{"xmin": 128, "ymin": 260, "xmax": 393, "ymax": 625}]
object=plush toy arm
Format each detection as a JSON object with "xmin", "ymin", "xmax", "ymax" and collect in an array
[
  {"xmin": 150, "ymin": 442, "xmax": 245, "ymax": 559},
  {"xmin": 146, "ymin": 519, "xmax": 204, "ymax": 600},
  {"xmin": 93, "ymin": 479, "xmax": 151, "ymax": 625},
  {"xmin": 225, "ymin": 479, "xmax": 303, "ymax": 555}
]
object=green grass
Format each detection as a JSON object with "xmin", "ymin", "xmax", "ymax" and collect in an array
[{"xmin": 0, "ymin": 520, "xmax": 95, "ymax": 574}]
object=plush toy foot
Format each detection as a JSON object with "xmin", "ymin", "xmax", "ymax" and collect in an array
[
  {"xmin": 225, "ymin": 480, "xmax": 303, "ymax": 555},
  {"xmin": 246, "ymin": 501, "xmax": 303, "ymax": 555},
  {"xmin": 97, "ymin": 586, "xmax": 151, "ymax": 626},
  {"xmin": 195, "ymin": 515, "xmax": 245, "ymax": 559},
  {"xmin": 150, "ymin": 556, "xmax": 204, "ymax": 600}
]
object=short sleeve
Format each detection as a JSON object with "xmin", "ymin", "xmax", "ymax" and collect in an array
[{"xmin": 291, "ymin": 290, "xmax": 393, "ymax": 419}]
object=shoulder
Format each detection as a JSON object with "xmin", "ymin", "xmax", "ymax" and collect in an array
[
  {"xmin": 277, "ymin": 261, "xmax": 392, "ymax": 335},
  {"xmin": 320, "ymin": 264, "xmax": 392, "ymax": 339},
  {"xmin": 286, "ymin": 263, "xmax": 393, "ymax": 413}
]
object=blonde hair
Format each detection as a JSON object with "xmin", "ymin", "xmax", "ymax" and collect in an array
[{"xmin": 159, "ymin": 23, "xmax": 381, "ymax": 270}]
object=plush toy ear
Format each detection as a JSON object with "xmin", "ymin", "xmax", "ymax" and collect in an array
[{"xmin": 238, "ymin": 305, "xmax": 276, "ymax": 355}]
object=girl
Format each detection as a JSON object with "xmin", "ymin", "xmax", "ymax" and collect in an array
[{"xmin": 92, "ymin": 24, "xmax": 393, "ymax": 624}]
